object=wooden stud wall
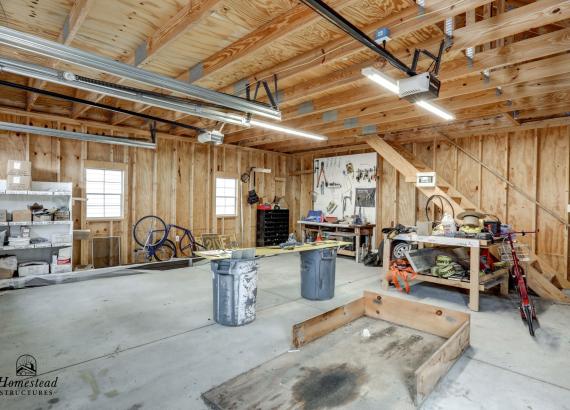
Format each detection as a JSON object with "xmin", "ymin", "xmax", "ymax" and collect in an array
[
  {"xmin": 0, "ymin": 121, "xmax": 289, "ymax": 266},
  {"xmin": 290, "ymin": 126, "xmax": 570, "ymax": 279}
]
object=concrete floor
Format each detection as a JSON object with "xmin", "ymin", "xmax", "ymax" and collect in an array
[{"xmin": 0, "ymin": 254, "xmax": 569, "ymax": 410}]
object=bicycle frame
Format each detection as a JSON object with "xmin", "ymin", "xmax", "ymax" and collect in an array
[
  {"xmin": 504, "ymin": 232, "xmax": 530, "ymax": 306},
  {"xmin": 143, "ymin": 224, "xmax": 201, "ymax": 257}
]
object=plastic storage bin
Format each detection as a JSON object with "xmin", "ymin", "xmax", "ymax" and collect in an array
[
  {"xmin": 211, "ymin": 258, "xmax": 257, "ymax": 326},
  {"xmin": 300, "ymin": 248, "xmax": 337, "ymax": 300}
]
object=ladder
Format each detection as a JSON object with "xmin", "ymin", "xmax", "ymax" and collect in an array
[{"xmin": 367, "ymin": 136, "xmax": 570, "ymax": 303}]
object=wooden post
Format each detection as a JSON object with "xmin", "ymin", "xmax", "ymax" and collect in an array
[{"xmin": 469, "ymin": 246, "xmax": 480, "ymax": 311}]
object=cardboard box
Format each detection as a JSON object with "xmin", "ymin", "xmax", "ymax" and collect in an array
[
  {"xmin": 18, "ymin": 262, "xmax": 49, "ymax": 277},
  {"xmin": 7, "ymin": 160, "xmax": 31, "ymax": 176},
  {"xmin": 54, "ymin": 210, "xmax": 70, "ymax": 221},
  {"xmin": 52, "ymin": 233, "xmax": 72, "ymax": 245},
  {"xmin": 0, "ymin": 209, "xmax": 7, "ymax": 222},
  {"xmin": 33, "ymin": 214, "xmax": 53, "ymax": 222},
  {"xmin": 11, "ymin": 209, "xmax": 31, "ymax": 222},
  {"xmin": 6, "ymin": 175, "xmax": 31, "ymax": 191},
  {"xmin": 0, "ymin": 256, "xmax": 17, "ymax": 279}
]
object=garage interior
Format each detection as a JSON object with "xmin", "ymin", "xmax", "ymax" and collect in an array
[{"xmin": 0, "ymin": 0, "xmax": 570, "ymax": 409}]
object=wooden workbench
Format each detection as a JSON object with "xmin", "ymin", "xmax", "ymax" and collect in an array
[
  {"xmin": 195, "ymin": 240, "xmax": 351, "ymax": 260},
  {"xmin": 381, "ymin": 233, "xmax": 508, "ymax": 312},
  {"xmin": 297, "ymin": 221, "xmax": 375, "ymax": 262}
]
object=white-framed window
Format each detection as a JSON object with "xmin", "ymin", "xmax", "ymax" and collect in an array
[
  {"xmin": 215, "ymin": 177, "xmax": 237, "ymax": 217},
  {"xmin": 85, "ymin": 168, "xmax": 124, "ymax": 219}
]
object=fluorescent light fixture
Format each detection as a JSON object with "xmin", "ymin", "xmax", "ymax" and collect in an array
[
  {"xmin": 250, "ymin": 119, "xmax": 328, "ymax": 141},
  {"xmin": 416, "ymin": 100, "xmax": 455, "ymax": 121},
  {"xmin": 361, "ymin": 67, "xmax": 399, "ymax": 94}
]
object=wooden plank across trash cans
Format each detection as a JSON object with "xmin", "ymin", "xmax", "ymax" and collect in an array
[{"xmin": 195, "ymin": 240, "xmax": 352, "ymax": 260}]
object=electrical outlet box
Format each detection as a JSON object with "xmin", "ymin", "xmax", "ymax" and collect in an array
[
  {"xmin": 374, "ymin": 27, "xmax": 391, "ymax": 43},
  {"xmin": 416, "ymin": 172, "xmax": 437, "ymax": 187}
]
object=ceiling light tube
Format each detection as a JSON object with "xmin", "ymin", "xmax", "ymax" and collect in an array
[
  {"xmin": 250, "ymin": 119, "xmax": 328, "ymax": 141},
  {"xmin": 362, "ymin": 67, "xmax": 399, "ymax": 95},
  {"xmin": 416, "ymin": 100, "xmax": 455, "ymax": 121}
]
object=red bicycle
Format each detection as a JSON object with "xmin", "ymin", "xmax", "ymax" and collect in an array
[{"xmin": 499, "ymin": 231, "xmax": 537, "ymax": 336}]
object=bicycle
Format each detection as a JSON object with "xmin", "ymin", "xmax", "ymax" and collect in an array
[
  {"xmin": 498, "ymin": 230, "xmax": 538, "ymax": 336},
  {"xmin": 133, "ymin": 215, "xmax": 204, "ymax": 262}
]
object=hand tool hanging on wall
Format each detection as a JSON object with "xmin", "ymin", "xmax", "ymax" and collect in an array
[{"xmin": 316, "ymin": 160, "xmax": 328, "ymax": 188}]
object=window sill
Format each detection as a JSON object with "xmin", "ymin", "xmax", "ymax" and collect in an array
[
  {"xmin": 86, "ymin": 217, "xmax": 125, "ymax": 222},
  {"xmin": 216, "ymin": 215, "xmax": 237, "ymax": 218}
]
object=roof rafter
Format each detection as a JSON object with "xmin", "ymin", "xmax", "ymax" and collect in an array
[
  {"xmin": 26, "ymin": 0, "xmax": 94, "ymax": 111},
  {"xmin": 71, "ymin": 0, "xmax": 225, "ymax": 119}
]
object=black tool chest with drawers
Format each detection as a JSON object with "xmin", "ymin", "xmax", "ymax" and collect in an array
[{"xmin": 256, "ymin": 209, "xmax": 289, "ymax": 246}]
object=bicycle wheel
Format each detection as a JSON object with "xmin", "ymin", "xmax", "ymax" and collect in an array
[
  {"xmin": 522, "ymin": 305, "xmax": 535, "ymax": 336},
  {"xmin": 178, "ymin": 233, "xmax": 194, "ymax": 258},
  {"xmin": 154, "ymin": 239, "xmax": 177, "ymax": 261},
  {"xmin": 133, "ymin": 215, "xmax": 167, "ymax": 247}
]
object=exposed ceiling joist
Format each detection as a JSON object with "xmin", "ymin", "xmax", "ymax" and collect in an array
[
  {"xmin": 259, "ymin": 81, "xmax": 570, "ymax": 152},
  {"xmin": 109, "ymin": 0, "xmax": 365, "ymax": 126},
  {"xmin": 26, "ymin": 0, "xmax": 94, "ymax": 111},
  {"xmin": 72, "ymin": 0, "xmax": 225, "ymax": 119},
  {"xmin": 0, "ymin": 26, "xmax": 281, "ymax": 120},
  {"xmin": 242, "ymin": 53, "xmax": 570, "ymax": 146},
  {"xmin": 228, "ymin": 0, "xmax": 570, "ymax": 146}
]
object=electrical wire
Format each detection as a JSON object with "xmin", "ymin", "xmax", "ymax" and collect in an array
[{"xmin": 425, "ymin": 194, "xmax": 455, "ymax": 223}]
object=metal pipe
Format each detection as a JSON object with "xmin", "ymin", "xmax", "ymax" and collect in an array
[
  {"xmin": 0, "ymin": 57, "xmax": 250, "ymax": 127},
  {"xmin": 0, "ymin": 26, "xmax": 281, "ymax": 120},
  {"xmin": 299, "ymin": 0, "xmax": 416, "ymax": 76},
  {"xmin": 0, "ymin": 79, "xmax": 205, "ymax": 133},
  {"xmin": 0, "ymin": 121, "xmax": 156, "ymax": 149}
]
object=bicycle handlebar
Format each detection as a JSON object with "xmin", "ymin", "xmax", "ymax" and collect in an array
[{"xmin": 499, "ymin": 230, "xmax": 538, "ymax": 237}]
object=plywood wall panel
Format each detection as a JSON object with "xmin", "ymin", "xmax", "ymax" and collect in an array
[
  {"xmin": 434, "ymin": 140, "xmax": 455, "ymax": 184},
  {"xmin": 536, "ymin": 127, "xmax": 568, "ymax": 272},
  {"xmin": 29, "ymin": 135, "xmax": 58, "ymax": 181},
  {"xmin": 456, "ymin": 137, "xmax": 480, "ymax": 208},
  {"xmin": 481, "ymin": 133, "xmax": 508, "ymax": 221},
  {"xmin": 507, "ymin": 130, "xmax": 536, "ymax": 250},
  {"xmin": 0, "ymin": 133, "xmax": 27, "ymax": 178}
]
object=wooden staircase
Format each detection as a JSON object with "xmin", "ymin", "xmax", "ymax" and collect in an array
[{"xmin": 367, "ymin": 136, "xmax": 570, "ymax": 303}]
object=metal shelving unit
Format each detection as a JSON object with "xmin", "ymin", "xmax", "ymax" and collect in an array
[{"xmin": 0, "ymin": 180, "xmax": 73, "ymax": 280}]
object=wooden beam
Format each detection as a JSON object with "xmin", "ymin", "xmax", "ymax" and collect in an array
[
  {"xmin": 503, "ymin": 112, "xmax": 521, "ymax": 126},
  {"xmin": 116, "ymin": 0, "xmax": 493, "ymax": 127},
  {"xmin": 230, "ymin": 50, "xmax": 570, "ymax": 146},
  {"xmin": 186, "ymin": 0, "xmax": 360, "ymax": 84},
  {"xmin": 72, "ymin": 0, "xmax": 224, "ymax": 119},
  {"xmin": 260, "ymin": 84, "xmax": 570, "ymax": 152},
  {"xmin": 26, "ymin": 0, "xmax": 94, "ymax": 111}
]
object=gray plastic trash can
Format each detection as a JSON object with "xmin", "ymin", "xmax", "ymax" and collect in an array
[
  {"xmin": 300, "ymin": 248, "xmax": 337, "ymax": 300},
  {"xmin": 211, "ymin": 258, "xmax": 257, "ymax": 326}
]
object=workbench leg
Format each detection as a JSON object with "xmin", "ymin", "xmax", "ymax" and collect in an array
[
  {"xmin": 500, "ymin": 274, "xmax": 509, "ymax": 296},
  {"xmin": 355, "ymin": 230, "xmax": 361, "ymax": 263},
  {"xmin": 469, "ymin": 247, "xmax": 480, "ymax": 311},
  {"xmin": 301, "ymin": 227, "xmax": 306, "ymax": 243},
  {"xmin": 381, "ymin": 236, "xmax": 391, "ymax": 289}
]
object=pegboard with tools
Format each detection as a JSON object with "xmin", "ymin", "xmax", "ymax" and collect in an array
[{"xmin": 313, "ymin": 153, "xmax": 377, "ymax": 224}]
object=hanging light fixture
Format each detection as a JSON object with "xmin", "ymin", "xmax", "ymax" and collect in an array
[
  {"xmin": 415, "ymin": 100, "xmax": 455, "ymax": 121},
  {"xmin": 361, "ymin": 67, "xmax": 399, "ymax": 94},
  {"xmin": 249, "ymin": 119, "xmax": 328, "ymax": 141}
]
